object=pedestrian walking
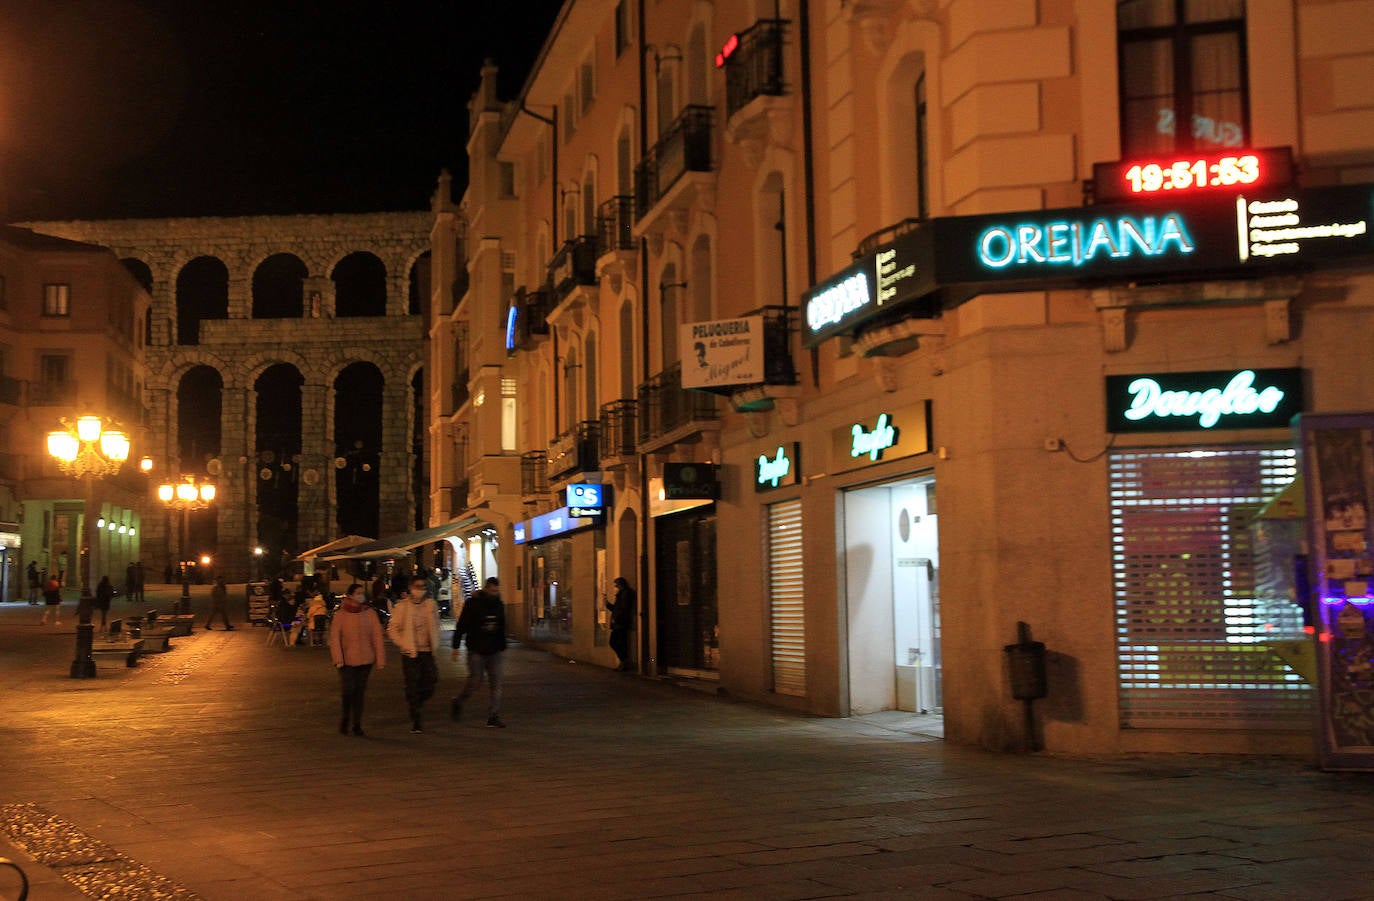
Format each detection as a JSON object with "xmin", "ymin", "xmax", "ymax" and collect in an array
[
  {"xmin": 125, "ymin": 563, "xmax": 138, "ymax": 604},
  {"xmin": 94, "ymin": 575, "xmax": 116, "ymax": 630},
  {"xmin": 329, "ymin": 583, "xmax": 387, "ymax": 736},
  {"xmin": 25, "ymin": 562, "xmax": 39, "ymax": 604},
  {"xmin": 206, "ymin": 575, "xmax": 235, "ymax": 630},
  {"xmin": 39, "ymin": 578, "xmax": 61, "ymax": 626},
  {"xmin": 388, "ymin": 575, "xmax": 440, "ymax": 733},
  {"xmin": 450, "ymin": 576, "xmax": 508, "ymax": 728},
  {"xmin": 134, "ymin": 561, "xmax": 146, "ymax": 603},
  {"xmin": 608, "ymin": 576, "xmax": 636, "ymax": 672}
]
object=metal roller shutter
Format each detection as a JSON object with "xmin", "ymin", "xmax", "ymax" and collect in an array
[
  {"xmin": 1111, "ymin": 445, "xmax": 1311, "ymax": 729},
  {"xmin": 769, "ymin": 499, "xmax": 806, "ymax": 696}
]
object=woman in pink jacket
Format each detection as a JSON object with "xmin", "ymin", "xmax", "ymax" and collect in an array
[{"xmin": 329, "ymin": 583, "xmax": 387, "ymax": 736}]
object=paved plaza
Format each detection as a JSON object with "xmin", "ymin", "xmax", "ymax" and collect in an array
[{"xmin": 0, "ymin": 587, "xmax": 1372, "ymax": 900}]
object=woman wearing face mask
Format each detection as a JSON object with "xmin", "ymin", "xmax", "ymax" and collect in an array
[{"xmin": 328, "ymin": 583, "xmax": 387, "ymax": 736}]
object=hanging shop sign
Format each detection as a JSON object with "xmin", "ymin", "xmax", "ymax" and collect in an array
[
  {"xmin": 1105, "ymin": 368, "xmax": 1303, "ymax": 433},
  {"xmin": 512, "ymin": 505, "xmax": 601, "ymax": 546},
  {"xmin": 663, "ymin": 462, "xmax": 721, "ymax": 500},
  {"xmin": 831, "ymin": 402, "xmax": 931, "ymax": 471},
  {"xmin": 802, "ymin": 229, "xmax": 935, "ymax": 348},
  {"xmin": 1091, "ymin": 147, "xmax": 1296, "ymax": 203},
  {"xmin": 754, "ymin": 443, "xmax": 800, "ymax": 492},
  {"xmin": 566, "ymin": 482, "xmax": 610, "ymax": 518},
  {"xmin": 504, "ymin": 303, "xmax": 520, "ymax": 353},
  {"xmin": 802, "ymin": 183, "xmax": 1374, "ymax": 347},
  {"xmin": 680, "ymin": 316, "xmax": 764, "ymax": 389}
]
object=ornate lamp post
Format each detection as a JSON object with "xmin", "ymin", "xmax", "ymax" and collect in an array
[
  {"xmin": 157, "ymin": 477, "xmax": 216, "ymax": 614},
  {"xmin": 45, "ymin": 415, "xmax": 131, "ymax": 679}
]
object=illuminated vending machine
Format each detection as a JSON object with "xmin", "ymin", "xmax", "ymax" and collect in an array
[{"xmin": 1300, "ymin": 413, "xmax": 1374, "ymax": 771}]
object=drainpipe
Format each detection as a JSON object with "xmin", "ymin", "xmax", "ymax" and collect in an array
[
  {"xmin": 798, "ymin": 0, "xmax": 819, "ymax": 386},
  {"xmin": 637, "ymin": 0, "xmax": 652, "ymax": 676}
]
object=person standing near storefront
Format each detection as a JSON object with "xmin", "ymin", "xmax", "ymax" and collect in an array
[
  {"xmin": 207, "ymin": 575, "xmax": 234, "ymax": 631},
  {"xmin": 608, "ymin": 577, "xmax": 636, "ymax": 672},
  {"xmin": 330, "ymin": 583, "xmax": 387, "ymax": 736},
  {"xmin": 450, "ymin": 577, "xmax": 508, "ymax": 728},
  {"xmin": 26, "ymin": 562, "xmax": 39, "ymax": 604},
  {"xmin": 388, "ymin": 575, "xmax": 440, "ymax": 733},
  {"xmin": 94, "ymin": 575, "xmax": 116, "ymax": 631}
]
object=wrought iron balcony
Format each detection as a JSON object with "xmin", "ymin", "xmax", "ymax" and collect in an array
[
  {"xmin": 636, "ymin": 361, "xmax": 719, "ymax": 448},
  {"xmin": 724, "ymin": 19, "xmax": 789, "ymax": 119},
  {"xmin": 27, "ymin": 381, "xmax": 76, "ymax": 406},
  {"xmin": 0, "ymin": 376, "xmax": 21, "ymax": 406},
  {"xmin": 596, "ymin": 196, "xmax": 637, "ymax": 256},
  {"xmin": 599, "ymin": 399, "xmax": 637, "ymax": 460},
  {"xmin": 450, "ymin": 375, "xmax": 470, "ymax": 411},
  {"xmin": 634, "ymin": 106, "xmax": 714, "ymax": 222},
  {"xmin": 548, "ymin": 235, "xmax": 598, "ymax": 300},
  {"xmin": 548, "ymin": 420, "xmax": 602, "ymax": 480},
  {"xmin": 520, "ymin": 450, "xmax": 549, "ymax": 498}
]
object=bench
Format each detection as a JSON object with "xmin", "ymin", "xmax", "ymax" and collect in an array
[
  {"xmin": 161, "ymin": 614, "xmax": 196, "ymax": 637},
  {"xmin": 92, "ymin": 621, "xmax": 146, "ymax": 666}
]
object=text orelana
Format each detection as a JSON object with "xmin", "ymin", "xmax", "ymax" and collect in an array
[{"xmin": 1123, "ymin": 370, "xmax": 1285, "ymax": 429}]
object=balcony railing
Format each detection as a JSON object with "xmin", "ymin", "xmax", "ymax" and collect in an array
[
  {"xmin": 634, "ymin": 105, "xmax": 714, "ymax": 221},
  {"xmin": 27, "ymin": 381, "xmax": 76, "ymax": 406},
  {"xmin": 599, "ymin": 399, "xmax": 637, "ymax": 459},
  {"xmin": 507, "ymin": 287, "xmax": 554, "ymax": 353},
  {"xmin": 724, "ymin": 19, "xmax": 789, "ymax": 119},
  {"xmin": 451, "ymin": 375, "xmax": 470, "ymax": 411},
  {"xmin": 548, "ymin": 420, "xmax": 602, "ymax": 480},
  {"xmin": 637, "ymin": 361, "xmax": 718, "ymax": 445},
  {"xmin": 596, "ymin": 196, "xmax": 637, "ymax": 256},
  {"xmin": 0, "ymin": 376, "xmax": 21, "ymax": 406},
  {"xmin": 756, "ymin": 305, "xmax": 799, "ymax": 385},
  {"xmin": 521, "ymin": 450, "xmax": 549, "ymax": 498},
  {"xmin": 548, "ymin": 235, "xmax": 598, "ymax": 300}
]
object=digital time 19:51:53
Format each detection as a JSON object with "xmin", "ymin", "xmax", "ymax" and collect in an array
[{"xmin": 1124, "ymin": 154, "xmax": 1260, "ymax": 194}]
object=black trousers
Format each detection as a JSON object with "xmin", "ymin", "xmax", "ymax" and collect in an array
[
  {"xmin": 401, "ymin": 652, "xmax": 437, "ymax": 724},
  {"xmin": 610, "ymin": 628, "xmax": 630, "ymax": 665},
  {"xmin": 339, "ymin": 663, "xmax": 374, "ymax": 728}
]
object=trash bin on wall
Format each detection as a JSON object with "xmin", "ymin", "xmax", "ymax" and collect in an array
[{"xmin": 1004, "ymin": 639, "xmax": 1047, "ymax": 701}]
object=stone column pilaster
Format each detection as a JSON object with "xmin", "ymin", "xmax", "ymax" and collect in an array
[
  {"xmin": 227, "ymin": 274, "xmax": 251, "ymax": 320},
  {"xmin": 296, "ymin": 382, "xmax": 332, "ymax": 552},
  {"xmin": 216, "ymin": 386, "xmax": 252, "ymax": 581}
]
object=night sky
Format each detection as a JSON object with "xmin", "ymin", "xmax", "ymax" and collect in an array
[{"xmin": 0, "ymin": 0, "xmax": 565, "ymax": 221}]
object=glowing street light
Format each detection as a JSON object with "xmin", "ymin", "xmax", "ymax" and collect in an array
[
  {"xmin": 45, "ymin": 415, "xmax": 132, "ymax": 679},
  {"xmin": 158, "ymin": 475, "xmax": 216, "ymax": 612}
]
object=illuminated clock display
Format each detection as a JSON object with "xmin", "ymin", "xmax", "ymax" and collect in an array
[{"xmin": 1093, "ymin": 147, "xmax": 1294, "ymax": 203}]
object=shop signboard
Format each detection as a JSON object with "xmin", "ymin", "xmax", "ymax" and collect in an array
[
  {"xmin": 513, "ymin": 506, "xmax": 600, "ymax": 546},
  {"xmin": 831, "ymin": 402, "xmax": 931, "ymax": 472},
  {"xmin": 1091, "ymin": 147, "xmax": 1296, "ymax": 204},
  {"xmin": 802, "ymin": 182, "xmax": 1374, "ymax": 346},
  {"xmin": 1299, "ymin": 412, "xmax": 1374, "ymax": 771},
  {"xmin": 663, "ymin": 462, "xmax": 720, "ymax": 500},
  {"xmin": 567, "ymin": 482, "xmax": 610, "ymax": 518},
  {"xmin": 1105, "ymin": 368, "xmax": 1303, "ymax": 433},
  {"xmin": 680, "ymin": 316, "xmax": 763, "ymax": 389},
  {"xmin": 754, "ymin": 443, "xmax": 800, "ymax": 492}
]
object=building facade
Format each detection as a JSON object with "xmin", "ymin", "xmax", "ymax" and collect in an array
[
  {"xmin": 0, "ymin": 226, "xmax": 151, "ymax": 602},
  {"xmin": 434, "ymin": 0, "xmax": 1374, "ymax": 755},
  {"xmin": 24, "ymin": 213, "xmax": 433, "ymax": 582}
]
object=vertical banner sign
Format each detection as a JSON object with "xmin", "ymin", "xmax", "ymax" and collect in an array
[{"xmin": 1300, "ymin": 413, "xmax": 1374, "ymax": 772}]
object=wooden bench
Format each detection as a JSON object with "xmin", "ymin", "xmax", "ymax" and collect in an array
[{"xmin": 161, "ymin": 614, "xmax": 196, "ymax": 637}]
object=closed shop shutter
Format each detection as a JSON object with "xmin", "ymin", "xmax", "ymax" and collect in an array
[
  {"xmin": 769, "ymin": 499, "xmax": 806, "ymax": 696},
  {"xmin": 1111, "ymin": 445, "xmax": 1312, "ymax": 730}
]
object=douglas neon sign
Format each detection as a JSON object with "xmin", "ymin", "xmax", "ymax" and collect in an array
[
  {"xmin": 977, "ymin": 214, "xmax": 1195, "ymax": 270},
  {"xmin": 1105, "ymin": 368, "xmax": 1303, "ymax": 433},
  {"xmin": 754, "ymin": 443, "xmax": 799, "ymax": 491}
]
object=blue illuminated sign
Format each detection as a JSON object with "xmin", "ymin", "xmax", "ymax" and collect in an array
[
  {"xmin": 567, "ymin": 482, "xmax": 609, "ymax": 518},
  {"xmin": 512, "ymin": 506, "xmax": 601, "ymax": 545},
  {"xmin": 504, "ymin": 304, "xmax": 519, "ymax": 353}
]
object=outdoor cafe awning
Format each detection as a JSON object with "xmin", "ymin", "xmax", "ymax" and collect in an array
[
  {"xmin": 316, "ymin": 516, "xmax": 481, "ymax": 561},
  {"xmin": 292, "ymin": 535, "xmax": 374, "ymax": 563}
]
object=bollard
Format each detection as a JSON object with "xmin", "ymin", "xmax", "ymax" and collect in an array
[{"xmin": 1004, "ymin": 621, "xmax": 1047, "ymax": 750}]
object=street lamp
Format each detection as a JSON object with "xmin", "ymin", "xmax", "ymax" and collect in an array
[
  {"xmin": 46, "ymin": 415, "xmax": 131, "ymax": 679},
  {"xmin": 157, "ymin": 476, "xmax": 215, "ymax": 614}
]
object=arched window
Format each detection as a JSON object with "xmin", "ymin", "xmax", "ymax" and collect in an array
[
  {"xmin": 121, "ymin": 258, "xmax": 152, "ymax": 293},
  {"xmin": 176, "ymin": 256, "xmax": 229, "ymax": 345},
  {"xmin": 332, "ymin": 252, "xmax": 387, "ymax": 317},
  {"xmin": 659, "ymin": 265, "xmax": 680, "ymax": 370},
  {"xmin": 252, "ymin": 254, "xmax": 307, "ymax": 319},
  {"xmin": 691, "ymin": 236, "xmax": 712, "ymax": 321},
  {"xmin": 757, "ymin": 173, "xmax": 787, "ymax": 308},
  {"xmin": 584, "ymin": 331, "xmax": 599, "ymax": 420},
  {"xmin": 334, "ymin": 362, "xmax": 384, "ymax": 538},
  {"xmin": 582, "ymin": 168, "xmax": 597, "ymax": 241},
  {"xmin": 619, "ymin": 300, "xmax": 635, "ymax": 399},
  {"xmin": 563, "ymin": 346, "xmax": 580, "ymax": 431},
  {"xmin": 687, "ymin": 25, "xmax": 708, "ymax": 105}
]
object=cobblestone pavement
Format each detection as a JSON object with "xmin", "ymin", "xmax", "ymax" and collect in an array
[{"xmin": 1, "ymin": 588, "xmax": 1373, "ymax": 900}]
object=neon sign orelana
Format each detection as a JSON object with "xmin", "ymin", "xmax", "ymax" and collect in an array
[
  {"xmin": 1124, "ymin": 370, "xmax": 1285, "ymax": 429},
  {"xmin": 852, "ymin": 414, "xmax": 898, "ymax": 460},
  {"xmin": 977, "ymin": 214, "xmax": 1195, "ymax": 269}
]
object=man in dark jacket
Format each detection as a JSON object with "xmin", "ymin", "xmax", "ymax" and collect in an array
[{"xmin": 450, "ymin": 577, "xmax": 508, "ymax": 728}]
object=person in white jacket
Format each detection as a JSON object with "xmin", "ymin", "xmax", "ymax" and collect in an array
[{"xmin": 388, "ymin": 575, "xmax": 441, "ymax": 733}]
